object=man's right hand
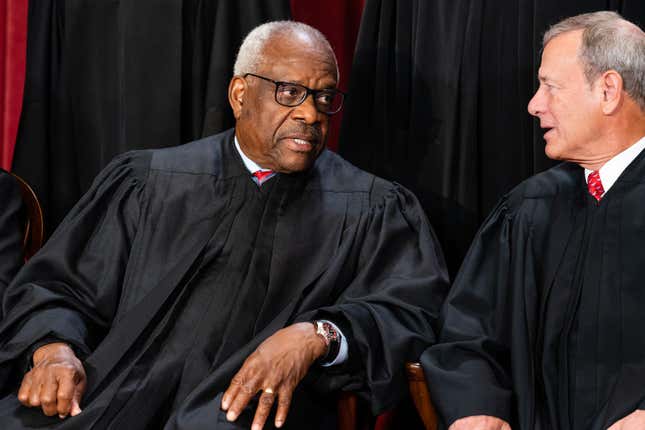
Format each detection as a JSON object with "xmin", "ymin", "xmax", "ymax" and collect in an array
[
  {"xmin": 18, "ymin": 342, "xmax": 86, "ymax": 419},
  {"xmin": 449, "ymin": 415, "xmax": 512, "ymax": 430}
]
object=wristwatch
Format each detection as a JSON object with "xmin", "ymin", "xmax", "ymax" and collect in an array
[{"xmin": 312, "ymin": 320, "xmax": 341, "ymax": 363}]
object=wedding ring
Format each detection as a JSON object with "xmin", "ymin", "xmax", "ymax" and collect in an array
[{"xmin": 263, "ymin": 388, "xmax": 274, "ymax": 394}]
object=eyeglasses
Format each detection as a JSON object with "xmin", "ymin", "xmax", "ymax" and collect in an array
[{"xmin": 244, "ymin": 73, "xmax": 345, "ymax": 115}]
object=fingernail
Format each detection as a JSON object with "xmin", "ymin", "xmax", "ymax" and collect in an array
[
  {"xmin": 226, "ymin": 411, "xmax": 236, "ymax": 421},
  {"xmin": 251, "ymin": 425, "xmax": 260, "ymax": 430},
  {"xmin": 59, "ymin": 414, "xmax": 67, "ymax": 419},
  {"xmin": 221, "ymin": 399, "xmax": 229, "ymax": 410},
  {"xmin": 276, "ymin": 420, "xmax": 284, "ymax": 428}
]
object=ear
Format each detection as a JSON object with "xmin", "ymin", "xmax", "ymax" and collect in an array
[
  {"xmin": 598, "ymin": 70, "xmax": 624, "ymax": 115},
  {"xmin": 228, "ymin": 77, "xmax": 246, "ymax": 119}
]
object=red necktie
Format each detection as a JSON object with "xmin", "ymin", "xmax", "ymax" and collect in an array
[
  {"xmin": 587, "ymin": 170, "xmax": 605, "ymax": 201},
  {"xmin": 253, "ymin": 170, "xmax": 273, "ymax": 185}
]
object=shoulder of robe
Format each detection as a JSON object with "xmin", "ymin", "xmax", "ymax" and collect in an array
[
  {"xmin": 309, "ymin": 151, "xmax": 422, "ymax": 216},
  {"xmin": 147, "ymin": 129, "xmax": 234, "ymax": 176},
  {"xmin": 310, "ymin": 150, "xmax": 408, "ymax": 201},
  {"xmin": 501, "ymin": 161, "xmax": 581, "ymax": 210},
  {"xmin": 308, "ymin": 149, "xmax": 375, "ymax": 193},
  {"xmin": 97, "ymin": 148, "xmax": 153, "ymax": 184}
]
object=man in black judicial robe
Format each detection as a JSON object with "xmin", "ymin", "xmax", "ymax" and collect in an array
[
  {"xmin": 421, "ymin": 11, "xmax": 645, "ymax": 430},
  {"xmin": 0, "ymin": 21, "xmax": 449, "ymax": 430},
  {"xmin": 0, "ymin": 169, "xmax": 24, "ymax": 300}
]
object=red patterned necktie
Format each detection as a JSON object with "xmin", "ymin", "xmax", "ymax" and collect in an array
[
  {"xmin": 587, "ymin": 170, "xmax": 605, "ymax": 201},
  {"xmin": 253, "ymin": 170, "xmax": 273, "ymax": 185}
]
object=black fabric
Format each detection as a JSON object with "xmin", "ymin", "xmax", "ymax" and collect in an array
[
  {"xmin": 12, "ymin": 0, "xmax": 290, "ymax": 233},
  {"xmin": 338, "ymin": 0, "xmax": 645, "ymax": 276},
  {"xmin": 421, "ymin": 147, "xmax": 645, "ymax": 430},
  {"xmin": 0, "ymin": 169, "xmax": 24, "ymax": 304},
  {"xmin": 12, "ymin": 0, "xmax": 645, "ymax": 275},
  {"xmin": 0, "ymin": 129, "xmax": 449, "ymax": 429}
]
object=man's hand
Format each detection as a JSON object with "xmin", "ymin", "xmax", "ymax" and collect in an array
[
  {"xmin": 18, "ymin": 342, "xmax": 86, "ymax": 419},
  {"xmin": 607, "ymin": 410, "xmax": 645, "ymax": 430},
  {"xmin": 449, "ymin": 415, "xmax": 512, "ymax": 430},
  {"xmin": 221, "ymin": 322, "xmax": 328, "ymax": 430}
]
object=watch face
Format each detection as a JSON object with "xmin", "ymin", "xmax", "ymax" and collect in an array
[{"xmin": 321, "ymin": 322, "xmax": 339, "ymax": 342}]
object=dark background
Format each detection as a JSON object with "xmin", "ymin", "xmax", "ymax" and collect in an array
[{"xmin": 11, "ymin": 0, "xmax": 645, "ymax": 276}]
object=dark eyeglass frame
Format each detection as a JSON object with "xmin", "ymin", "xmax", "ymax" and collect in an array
[{"xmin": 243, "ymin": 73, "xmax": 346, "ymax": 115}]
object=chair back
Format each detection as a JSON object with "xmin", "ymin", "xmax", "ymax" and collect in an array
[{"xmin": 10, "ymin": 173, "xmax": 44, "ymax": 259}]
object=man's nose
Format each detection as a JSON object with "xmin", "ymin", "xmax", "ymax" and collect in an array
[
  {"xmin": 527, "ymin": 88, "xmax": 545, "ymax": 117},
  {"xmin": 291, "ymin": 94, "xmax": 320, "ymax": 123}
]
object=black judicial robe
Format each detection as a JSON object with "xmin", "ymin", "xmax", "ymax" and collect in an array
[
  {"xmin": 0, "ymin": 129, "xmax": 449, "ymax": 429},
  {"xmin": 0, "ymin": 169, "xmax": 24, "ymax": 302},
  {"xmin": 422, "ymin": 148, "xmax": 645, "ymax": 430}
]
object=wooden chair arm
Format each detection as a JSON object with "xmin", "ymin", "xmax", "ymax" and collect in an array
[
  {"xmin": 406, "ymin": 361, "xmax": 438, "ymax": 430},
  {"xmin": 10, "ymin": 172, "xmax": 44, "ymax": 260},
  {"xmin": 338, "ymin": 391, "xmax": 358, "ymax": 430}
]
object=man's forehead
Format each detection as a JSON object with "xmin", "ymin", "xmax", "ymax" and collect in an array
[
  {"xmin": 264, "ymin": 34, "xmax": 335, "ymax": 64},
  {"xmin": 259, "ymin": 48, "xmax": 336, "ymax": 69},
  {"xmin": 539, "ymin": 30, "xmax": 583, "ymax": 76},
  {"xmin": 542, "ymin": 30, "xmax": 582, "ymax": 60},
  {"xmin": 257, "ymin": 37, "xmax": 338, "ymax": 84}
]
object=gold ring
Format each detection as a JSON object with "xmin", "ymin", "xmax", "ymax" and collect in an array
[{"xmin": 263, "ymin": 388, "xmax": 274, "ymax": 394}]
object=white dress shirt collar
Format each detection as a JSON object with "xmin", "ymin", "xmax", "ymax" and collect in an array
[
  {"xmin": 234, "ymin": 136, "xmax": 273, "ymax": 173},
  {"xmin": 584, "ymin": 135, "xmax": 645, "ymax": 192}
]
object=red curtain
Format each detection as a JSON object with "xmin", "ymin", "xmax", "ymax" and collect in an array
[
  {"xmin": 290, "ymin": 0, "xmax": 364, "ymax": 152},
  {"xmin": 0, "ymin": 0, "xmax": 28, "ymax": 171}
]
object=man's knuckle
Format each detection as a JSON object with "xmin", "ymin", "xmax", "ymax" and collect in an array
[
  {"xmin": 260, "ymin": 395, "xmax": 274, "ymax": 406},
  {"xmin": 61, "ymin": 362, "xmax": 76, "ymax": 371},
  {"xmin": 40, "ymin": 395, "xmax": 54, "ymax": 405},
  {"xmin": 278, "ymin": 397, "xmax": 291, "ymax": 407},
  {"xmin": 57, "ymin": 392, "xmax": 73, "ymax": 401},
  {"xmin": 231, "ymin": 375, "xmax": 245, "ymax": 386},
  {"xmin": 66, "ymin": 368, "xmax": 80, "ymax": 380}
]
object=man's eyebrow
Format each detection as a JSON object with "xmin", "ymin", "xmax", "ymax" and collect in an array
[
  {"xmin": 279, "ymin": 78, "xmax": 337, "ymax": 89},
  {"xmin": 537, "ymin": 73, "xmax": 555, "ymax": 84}
]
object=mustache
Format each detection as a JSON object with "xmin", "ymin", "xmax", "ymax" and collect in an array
[{"xmin": 279, "ymin": 125, "xmax": 323, "ymax": 142}]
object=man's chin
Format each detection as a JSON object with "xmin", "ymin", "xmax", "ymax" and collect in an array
[
  {"xmin": 277, "ymin": 156, "xmax": 317, "ymax": 174},
  {"xmin": 544, "ymin": 141, "xmax": 565, "ymax": 161}
]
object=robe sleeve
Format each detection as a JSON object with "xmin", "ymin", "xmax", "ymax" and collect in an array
[
  {"xmin": 420, "ymin": 197, "xmax": 516, "ymax": 427},
  {"xmin": 0, "ymin": 152, "xmax": 149, "ymax": 375},
  {"xmin": 299, "ymin": 183, "xmax": 450, "ymax": 414},
  {"xmin": 0, "ymin": 171, "xmax": 25, "ymax": 301}
]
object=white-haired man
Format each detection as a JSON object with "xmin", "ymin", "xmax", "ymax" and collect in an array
[
  {"xmin": 422, "ymin": 11, "xmax": 645, "ymax": 430},
  {"xmin": 0, "ymin": 21, "xmax": 449, "ymax": 429}
]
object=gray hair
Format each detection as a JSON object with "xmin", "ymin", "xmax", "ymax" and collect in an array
[
  {"xmin": 544, "ymin": 11, "xmax": 645, "ymax": 111},
  {"xmin": 233, "ymin": 21, "xmax": 338, "ymax": 79}
]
